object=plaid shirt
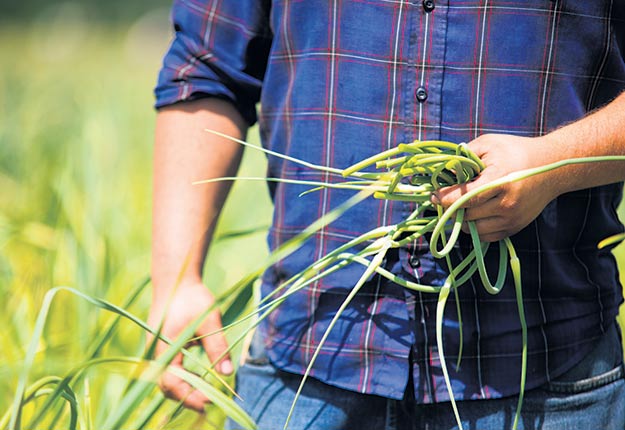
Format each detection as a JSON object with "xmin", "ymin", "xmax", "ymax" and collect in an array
[{"xmin": 156, "ymin": 1, "xmax": 625, "ymax": 402}]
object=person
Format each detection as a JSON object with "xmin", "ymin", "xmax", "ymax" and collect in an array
[{"xmin": 149, "ymin": 1, "xmax": 625, "ymax": 429}]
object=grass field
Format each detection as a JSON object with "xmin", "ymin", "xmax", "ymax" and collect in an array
[
  {"xmin": 0, "ymin": 11, "xmax": 271, "ymax": 429},
  {"xmin": 1, "ymin": 9, "xmax": 624, "ymax": 430}
]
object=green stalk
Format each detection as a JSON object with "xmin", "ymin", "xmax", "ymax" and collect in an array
[
  {"xmin": 435, "ymin": 278, "xmax": 462, "ymax": 428},
  {"xmin": 468, "ymin": 222, "xmax": 507, "ymax": 295},
  {"xmin": 598, "ymin": 232, "xmax": 625, "ymax": 249},
  {"xmin": 205, "ymin": 129, "xmax": 343, "ymax": 176},
  {"xmin": 506, "ymin": 238, "xmax": 527, "ymax": 430}
]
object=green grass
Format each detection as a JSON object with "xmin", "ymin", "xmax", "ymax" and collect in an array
[
  {"xmin": 1, "ymin": 10, "xmax": 624, "ymax": 430},
  {"xmin": 0, "ymin": 14, "xmax": 271, "ymax": 429}
]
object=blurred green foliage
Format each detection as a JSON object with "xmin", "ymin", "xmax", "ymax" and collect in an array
[
  {"xmin": 1, "ymin": 0, "xmax": 172, "ymax": 24},
  {"xmin": 0, "ymin": 8, "xmax": 272, "ymax": 427}
]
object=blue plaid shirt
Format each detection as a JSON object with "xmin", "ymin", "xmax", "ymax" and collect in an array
[{"xmin": 156, "ymin": 1, "xmax": 625, "ymax": 402}]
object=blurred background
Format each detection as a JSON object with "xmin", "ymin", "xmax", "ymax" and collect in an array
[
  {"xmin": 0, "ymin": 2, "xmax": 271, "ymax": 428},
  {"xmin": 0, "ymin": 2, "xmax": 624, "ymax": 429}
]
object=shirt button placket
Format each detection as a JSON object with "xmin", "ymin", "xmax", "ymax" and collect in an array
[
  {"xmin": 422, "ymin": 0, "xmax": 435, "ymax": 13},
  {"xmin": 416, "ymin": 2, "xmax": 432, "ymax": 104}
]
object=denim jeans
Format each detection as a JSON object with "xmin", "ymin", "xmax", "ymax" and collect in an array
[{"xmin": 226, "ymin": 322, "xmax": 625, "ymax": 430}]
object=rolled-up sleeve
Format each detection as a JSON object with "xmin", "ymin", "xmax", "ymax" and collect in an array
[{"xmin": 154, "ymin": 0, "xmax": 272, "ymax": 125}]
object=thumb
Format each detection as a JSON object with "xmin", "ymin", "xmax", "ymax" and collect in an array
[{"xmin": 199, "ymin": 309, "xmax": 233, "ymax": 375}]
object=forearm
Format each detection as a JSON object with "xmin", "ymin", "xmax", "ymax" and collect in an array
[
  {"xmin": 151, "ymin": 98, "xmax": 246, "ymax": 301},
  {"xmin": 538, "ymin": 91, "xmax": 625, "ymax": 198}
]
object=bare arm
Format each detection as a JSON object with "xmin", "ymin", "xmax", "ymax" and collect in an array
[
  {"xmin": 149, "ymin": 98, "xmax": 246, "ymax": 412},
  {"xmin": 435, "ymin": 91, "xmax": 625, "ymax": 242}
]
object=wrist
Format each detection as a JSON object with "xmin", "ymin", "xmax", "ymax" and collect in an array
[
  {"xmin": 530, "ymin": 133, "xmax": 579, "ymax": 199},
  {"xmin": 151, "ymin": 274, "xmax": 204, "ymax": 302}
]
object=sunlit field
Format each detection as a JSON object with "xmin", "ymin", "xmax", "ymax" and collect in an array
[
  {"xmin": 1, "ymin": 5, "xmax": 624, "ymax": 430},
  {"xmin": 0, "ymin": 7, "xmax": 271, "ymax": 429}
]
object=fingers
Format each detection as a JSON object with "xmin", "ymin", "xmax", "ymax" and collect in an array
[
  {"xmin": 156, "ymin": 310, "xmax": 232, "ymax": 413},
  {"xmin": 432, "ymin": 133, "xmax": 517, "ymax": 210},
  {"xmin": 462, "ymin": 218, "xmax": 511, "ymax": 243},
  {"xmin": 199, "ymin": 309, "xmax": 233, "ymax": 376},
  {"xmin": 433, "ymin": 181, "xmax": 522, "ymax": 242},
  {"xmin": 148, "ymin": 287, "xmax": 232, "ymax": 413},
  {"xmin": 159, "ymin": 352, "xmax": 210, "ymax": 413},
  {"xmin": 153, "ymin": 333, "xmax": 210, "ymax": 413},
  {"xmin": 465, "ymin": 137, "xmax": 489, "ymax": 160},
  {"xmin": 433, "ymin": 176, "xmax": 501, "ymax": 210},
  {"xmin": 463, "ymin": 195, "xmax": 505, "ymax": 222},
  {"xmin": 155, "ymin": 314, "xmax": 232, "ymax": 413}
]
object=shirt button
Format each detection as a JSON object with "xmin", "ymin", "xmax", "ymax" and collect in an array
[
  {"xmin": 409, "ymin": 254, "xmax": 421, "ymax": 268},
  {"xmin": 415, "ymin": 86, "xmax": 428, "ymax": 102},
  {"xmin": 422, "ymin": 0, "xmax": 435, "ymax": 12}
]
